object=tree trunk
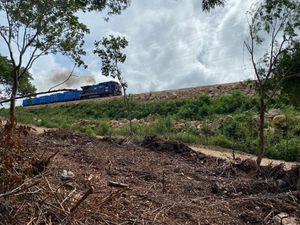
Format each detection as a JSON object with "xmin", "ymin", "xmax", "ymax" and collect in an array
[
  {"xmin": 122, "ymin": 87, "xmax": 132, "ymax": 136},
  {"xmin": 256, "ymin": 96, "xmax": 265, "ymax": 166},
  {"xmin": 9, "ymin": 70, "xmax": 19, "ymax": 131}
]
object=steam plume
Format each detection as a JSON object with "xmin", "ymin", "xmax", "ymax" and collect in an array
[{"xmin": 48, "ymin": 70, "xmax": 96, "ymax": 89}]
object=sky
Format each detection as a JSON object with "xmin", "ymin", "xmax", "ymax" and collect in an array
[{"xmin": 2, "ymin": 0, "xmax": 257, "ymax": 94}]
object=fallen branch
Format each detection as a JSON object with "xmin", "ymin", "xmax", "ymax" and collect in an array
[
  {"xmin": 0, "ymin": 181, "xmax": 40, "ymax": 198},
  {"xmin": 70, "ymin": 186, "xmax": 94, "ymax": 213},
  {"xmin": 97, "ymin": 190, "xmax": 126, "ymax": 208},
  {"xmin": 107, "ymin": 181, "xmax": 129, "ymax": 188}
]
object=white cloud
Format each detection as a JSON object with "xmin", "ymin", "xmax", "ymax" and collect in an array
[
  {"xmin": 81, "ymin": 0, "xmax": 257, "ymax": 93},
  {"xmin": 0, "ymin": 0, "xmax": 258, "ymax": 94}
]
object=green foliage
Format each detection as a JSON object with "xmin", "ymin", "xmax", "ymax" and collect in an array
[
  {"xmin": 93, "ymin": 34, "xmax": 131, "ymax": 134},
  {"xmin": 202, "ymin": 0, "xmax": 225, "ymax": 11},
  {"xmin": 275, "ymin": 42, "xmax": 300, "ymax": 107},
  {"xmin": 82, "ymin": 125, "xmax": 96, "ymax": 136},
  {"xmin": 96, "ymin": 121, "xmax": 111, "ymax": 136},
  {"xmin": 292, "ymin": 124, "xmax": 300, "ymax": 136},
  {"xmin": 245, "ymin": 0, "xmax": 300, "ymax": 88},
  {"xmin": 0, "ymin": 93, "xmax": 267, "ymax": 122},
  {"xmin": 266, "ymin": 138, "xmax": 300, "ymax": 162},
  {"xmin": 152, "ymin": 117, "xmax": 173, "ymax": 135},
  {"xmin": 94, "ymin": 35, "xmax": 129, "ymax": 89},
  {"xmin": 168, "ymin": 132, "xmax": 202, "ymax": 144},
  {"xmin": 209, "ymin": 134, "xmax": 234, "ymax": 149},
  {"xmin": 0, "ymin": 55, "xmax": 36, "ymax": 97}
]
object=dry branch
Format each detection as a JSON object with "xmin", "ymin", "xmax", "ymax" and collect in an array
[
  {"xmin": 107, "ymin": 181, "xmax": 129, "ymax": 188},
  {"xmin": 0, "ymin": 181, "xmax": 39, "ymax": 198},
  {"xmin": 70, "ymin": 186, "xmax": 94, "ymax": 213}
]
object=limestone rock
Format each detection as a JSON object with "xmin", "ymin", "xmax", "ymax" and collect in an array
[
  {"xmin": 273, "ymin": 212, "xmax": 300, "ymax": 225},
  {"xmin": 60, "ymin": 170, "xmax": 75, "ymax": 180},
  {"xmin": 267, "ymin": 109, "xmax": 282, "ymax": 118},
  {"xmin": 272, "ymin": 115, "xmax": 287, "ymax": 128},
  {"xmin": 146, "ymin": 114, "xmax": 155, "ymax": 123}
]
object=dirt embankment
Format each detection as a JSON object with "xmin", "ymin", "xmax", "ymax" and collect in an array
[
  {"xmin": 28, "ymin": 81, "xmax": 255, "ymax": 107},
  {"xmin": 1, "ymin": 129, "xmax": 299, "ymax": 225}
]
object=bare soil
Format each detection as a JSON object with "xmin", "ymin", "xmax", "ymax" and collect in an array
[{"xmin": 0, "ymin": 129, "xmax": 299, "ymax": 225}]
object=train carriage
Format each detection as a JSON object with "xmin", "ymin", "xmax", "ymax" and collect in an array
[{"xmin": 22, "ymin": 81, "xmax": 122, "ymax": 106}]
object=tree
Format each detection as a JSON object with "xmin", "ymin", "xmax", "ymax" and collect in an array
[
  {"xmin": 202, "ymin": 0, "xmax": 225, "ymax": 11},
  {"xmin": 275, "ymin": 42, "xmax": 300, "ymax": 107},
  {"xmin": 0, "ymin": 0, "xmax": 130, "ymax": 130},
  {"xmin": 0, "ymin": 55, "xmax": 36, "ymax": 99},
  {"xmin": 244, "ymin": 0, "xmax": 300, "ymax": 166},
  {"xmin": 93, "ymin": 35, "xmax": 133, "ymax": 134}
]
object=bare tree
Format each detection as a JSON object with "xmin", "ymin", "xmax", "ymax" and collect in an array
[{"xmin": 244, "ymin": 0, "xmax": 300, "ymax": 166}]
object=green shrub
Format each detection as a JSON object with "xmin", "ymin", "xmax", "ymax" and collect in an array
[
  {"xmin": 209, "ymin": 134, "xmax": 234, "ymax": 149},
  {"xmin": 292, "ymin": 124, "xmax": 300, "ymax": 136},
  {"xmin": 266, "ymin": 138, "xmax": 300, "ymax": 162},
  {"xmin": 152, "ymin": 117, "xmax": 173, "ymax": 135},
  {"xmin": 95, "ymin": 120, "xmax": 111, "ymax": 136},
  {"xmin": 168, "ymin": 132, "xmax": 202, "ymax": 144},
  {"xmin": 82, "ymin": 125, "xmax": 96, "ymax": 136}
]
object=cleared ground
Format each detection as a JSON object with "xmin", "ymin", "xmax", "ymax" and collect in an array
[{"xmin": 1, "ymin": 129, "xmax": 299, "ymax": 225}]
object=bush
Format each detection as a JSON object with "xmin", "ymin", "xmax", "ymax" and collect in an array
[
  {"xmin": 292, "ymin": 124, "xmax": 300, "ymax": 136},
  {"xmin": 266, "ymin": 138, "xmax": 300, "ymax": 162},
  {"xmin": 82, "ymin": 125, "xmax": 96, "ymax": 136},
  {"xmin": 151, "ymin": 117, "xmax": 173, "ymax": 135},
  {"xmin": 95, "ymin": 120, "xmax": 111, "ymax": 136},
  {"xmin": 209, "ymin": 134, "xmax": 234, "ymax": 149},
  {"xmin": 168, "ymin": 132, "xmax": 202, "ymax": 144}
]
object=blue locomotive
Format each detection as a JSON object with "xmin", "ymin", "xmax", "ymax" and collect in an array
[{"xmin": 22, "ymin": 81, "xmax": 122, "ymax": 106}]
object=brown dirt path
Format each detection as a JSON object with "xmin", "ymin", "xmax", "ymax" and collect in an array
[{"xmin": 190, "ymin": 144, "xmax": 299, "ymax": 169}]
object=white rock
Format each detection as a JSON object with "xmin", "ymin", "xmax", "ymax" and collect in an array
[
  {"xmin": 273, "ymin": 213, "xmax": 300, "ymax": 225},
  {"xmin": 60, "ymin": 170, "xmax": 75, "ymax": 180},
  {"xmin": 267, "ymin": 109, "xmax": 282, "ymax": 118}
]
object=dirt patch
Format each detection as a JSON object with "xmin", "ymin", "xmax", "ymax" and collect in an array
[
  {"xmin": 0, "ymin": 129, "xmax": 299, "ymax": 225},
  {"xmin": 142, "ymin": 135, "xmax": 203, "ymax": 156}
]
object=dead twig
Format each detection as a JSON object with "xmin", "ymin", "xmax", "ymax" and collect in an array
[
  {"xmin": 264, "ymin": 210, "xmax": 274, "ymax": 223},
  {"xmin": 162, "ymin": 170, "xmax": 166, "ymax": 194},
  {"xmin": 95, "ymin": 190, "xmax": 127, "ymax": 209},
  {"xmin": 153, "ymin": 203, "xmax": 176, "ymax": 223},
  {"xmin": 61, "ymin": 187, "xmax": 77, "ymax": 205},
  {"xmin": 108, "ymin": 181, "xmax": 129, "ymax": 188},
  {"xmin": 70, "ymin": 186, "xmax": 94, "ymax": 213},
  {"xmin": 44, "ymin": 176, "xmax": 66, "ymax": 211},
  {"xmin": 26, "ymin": 216, "xmax": 36, "ymax": 225},
  {"xmin": 0, "ymin": 181, "xmax": 39, "ymax": 198}
]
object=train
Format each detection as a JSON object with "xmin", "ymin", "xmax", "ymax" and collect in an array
[{"xmin": 22, "ymin": 81, "xmax": 122, "ymax": 106}]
